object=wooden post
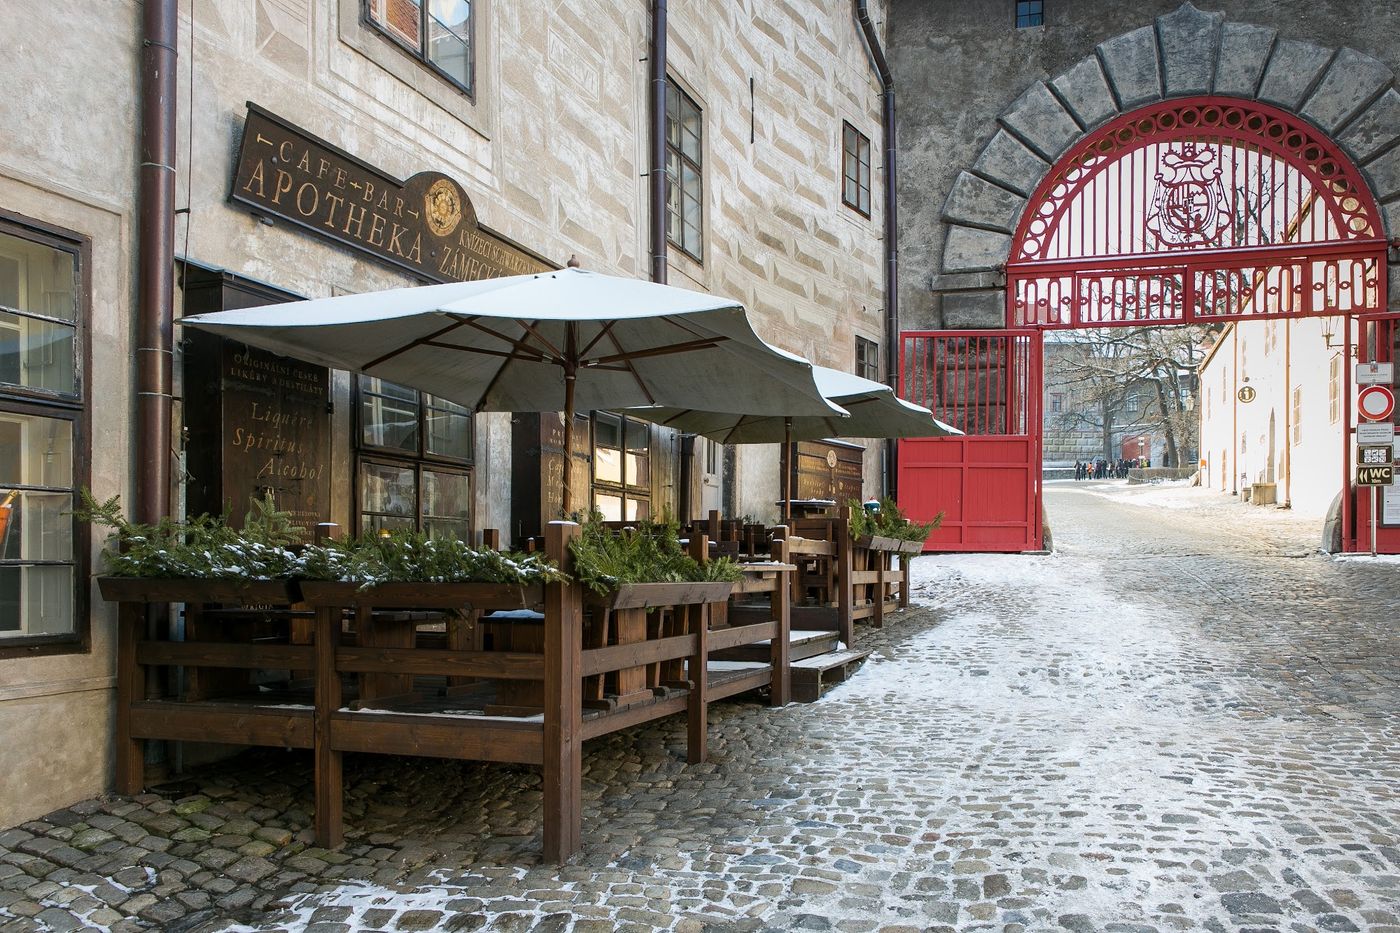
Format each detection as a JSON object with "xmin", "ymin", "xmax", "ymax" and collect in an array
[
  {"xmin": 482, "ymin": 527, "xmax": 501, "ymax": 550},
  {"xmin": 543, "ymin": 521, "xmax": 583, "ymax": 862},
  {"xmin": 836, "ymin": 516, "xmax": 855, "ymax": 647},
  {"xmin": 687, "ymin": 603, "xmax": 708, "ymax": 764},
  {"xmin": 115, "ymin": 602, "xmax": 146, "ymax": 795},
  {"xmin": 314, "ymin": 605, "xmax": 344, "ymax": 848},
  {"xmin": 873, "ymin": 547, "xmax": 885, "ymax": 629},
  {"xmin": 770, "ymin": 536, "xmax": 791, "ymax": 707},
  {"xmin": 899, "ymin": 553, "xmax": 912, "ymax": 608}
]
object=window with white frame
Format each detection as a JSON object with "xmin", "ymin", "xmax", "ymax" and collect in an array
[
  {"xmin": 1328, "ymin": 354, "xmax": 1341, "ymax": 423},
  {"xmin": 1292, "ymin": 386, "xmax": 1303, "ymax": 444},
  {"xmin": 0, "ymin": 221, "xmax": 85, "ymax": 656}
]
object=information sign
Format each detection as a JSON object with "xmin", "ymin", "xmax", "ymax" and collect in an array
[
  {"xmin": 1358, "ymin": 445, "xmax": 1394, "ymax": 466},
  {"xmin": 1385, "ymin": 483, "xmax": 1400, "ymax": 526},
  {"xmin": 1358, "ymin": 422, "xmax": 1396, "ymax": 444},
  {"xmin": 1356, "ymin": 361, "xmax": 1395, "ymax": 385},
  {"xmin": 1357, "ymin": 464, "xmax": 1395, "ymax": 486}
]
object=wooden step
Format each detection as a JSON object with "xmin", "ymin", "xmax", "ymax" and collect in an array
[
  {"xmin": 710, "ymin": 629, "xmax": 840, "ymax": 663},
  {"xmin": 789, "ymin": 647, "xmax": 871, "ymax": 703}
]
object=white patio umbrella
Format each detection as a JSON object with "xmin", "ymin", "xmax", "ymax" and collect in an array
[
  {"xmin": 624, "ymin": 365, "xmax": 961, "ymax": 519},
  {"xmin": 179, "ymin": 267, "xmax": 845, "ymax": 513}
]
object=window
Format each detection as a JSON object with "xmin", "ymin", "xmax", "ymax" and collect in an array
[
  {"xmin": 1292, "ymin": 386, "xmax": 1303, "ymax": 445},
  {"xmin": 366, "ymin": 0, "xmax": 474, "ymax": 97},
  {"xmin": 0, "ymin": 221, "xmax": 85, "ymax": 656},
  {"xmin": 1015, "ymin": 0, "xmax": 1044, "ymax": 27},
  {"xmin": 1126, "ymin": 394, "xmax": 1140, "ymax": 413},
  {"xmin": 1328, "ymin": 354, "xmax": 1341, "ymax": 423},
  {"xmin": 356, "ymin": 375, "xmax": 472, "ymax": 539},
  {"xmin": 855, "ymin": 336, "xmax": 879, "ymax": 382},
  {"xmin": 665, "ymin": 81, "xmax": 703, "ymax": 261},
  {"xmin": 1050, "ymin": 392, "xmax": 1064, "ymax": 414},
  {"xmin": 593, "ymin": 412, "xmax": 650, "ymax": 522},
  {"xmin": 842, "ymin": 122, "xmax": 872, "ymax": 216}
]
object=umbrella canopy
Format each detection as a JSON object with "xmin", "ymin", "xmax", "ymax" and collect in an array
[
  {"xmin": 623, "ymin": 365, "xmax": 960, "ymax": 520},
  {"xmin": 179, "ymin": 267, "xmax": 845, "ymax": 512},
  {"xmin": 626, "ymin": 365, "xmax": 960, "ymax": 444}
]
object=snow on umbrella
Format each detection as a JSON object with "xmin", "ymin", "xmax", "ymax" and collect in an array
[
  {"xmin": 179, "ymin": 267, "xmax": 844, "ymax": 514},
  {"xmin": 623, "ymin": 365, "xmax": 961, "ymax": 519}
]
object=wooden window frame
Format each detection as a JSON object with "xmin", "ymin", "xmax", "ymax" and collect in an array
[
  {"xmin": 665, "ymin": 80, "xmax": 704, "ymax": 263},
  {"xmin": 855, "ymin": 335, "xmax": 879, "ymax": 382},
  {"xmin": 364, "ymin": 0, "xmax": 475, "ymax": 99},
  {"xmin": 353, "ymin": 375, "xmax": 473, "ymax": 537},
  {"xmin": 842, "ymin": 122, "xmax": 872, "ymax": 218},
  {"xmin": 0, "ymin": 212, "xmax": 90, "ymax": 660},
  {"xmin": 591, "ymin": 412, "xmax": 651, "ymax": 521}
]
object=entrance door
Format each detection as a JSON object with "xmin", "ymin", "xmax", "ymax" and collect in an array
[
  {"xmin": 699, "ymin": 437, "xmax": 722, "ymax": 516},
  {"xmin": 898, "ymin": 329, "xmax": 1043, "ymax": 552}
]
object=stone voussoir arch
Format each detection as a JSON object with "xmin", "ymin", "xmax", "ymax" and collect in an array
[{"xmin": 934, "ymin": 1, "xmax": 1400, "ymax": 329}]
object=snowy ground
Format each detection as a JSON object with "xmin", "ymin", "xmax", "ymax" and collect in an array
[{"xmin": 3, "ymin": 482, "xmax": 1399, "ymax": 932}]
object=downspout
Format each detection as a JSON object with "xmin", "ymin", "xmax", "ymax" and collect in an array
[
  {"xmin": 648, "ymin": 0, "xmax": 668, "ymax": 286},
  {"xmin": 137, "ymin": 0, "xmax": 178, "ymax": 525},
  {"xmin": 855, "ymin": 0, "xmax": 898, "ymax": 496}
]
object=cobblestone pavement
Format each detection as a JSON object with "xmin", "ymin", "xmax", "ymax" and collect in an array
[{"xmin": 3, "ymin": 481, "xmax": 1399, "ymax": 932}]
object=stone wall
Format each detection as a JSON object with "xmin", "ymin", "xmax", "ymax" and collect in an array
[{"xmin": 892, "ymin": 0, "xmax": 1400, "ymax": 331}]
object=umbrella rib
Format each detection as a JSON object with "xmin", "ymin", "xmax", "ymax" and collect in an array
[
  {"xmin": 451, "ymin": 315, "xmax": 564, "ymax": 366},
  {"xmin": 421, "ymin": 341, "xmax": 549, "ymax": 363},
  {"xmin": 604, "ymin": 330, "xmax": 655, "ymax": 405},
  {"xmin": 362, "ymin": 319, "xmax": 469, "ymax": 371},
  {"xmin": 514, "ymin": 319, "xmax": 566, "ymax": 361},
  {"xmin": 577, "ymin": 321, "xmax": 618, "ymax": 360},
  {"xmin": 583, "ymin": 335, "xmax": 726, "ymax": 367}
]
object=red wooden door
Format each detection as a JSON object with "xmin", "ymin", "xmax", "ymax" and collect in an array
[{"xmin": 898, "ymin": 330, "xmax": 1043, "ymax": 552}]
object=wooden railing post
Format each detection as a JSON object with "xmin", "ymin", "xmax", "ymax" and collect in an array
[
  {"xmin": 836, "ymin": 516, "xmax": 855, "ymax": 647},
  {"xmin": 686, "ymin": 534, "xmax": 709, "ymax": 764},
  {"xmin": 115, "ymin": 601, "xmax": 146, "ymax": 795},
  {"xmin": 543, "ymin": 521, "xmax": 583, "ymax": 862},
  {"xmin": 769, "ymin": 536, "xmax": 791, "ymax": 707},
  {"xmin": 899, "ymin": 553, "xmax": 912, "ymax": 608},
  {"xmin": 873, "ymin": 546, "xmax": 886, "ymax": 629},
  {"xmin": 314, "ymin": 604, "xmax": 344, "ymax": 848},
  {"xmin": 482, "ymin": 528, "xmax": 501, "ymax": 550}
]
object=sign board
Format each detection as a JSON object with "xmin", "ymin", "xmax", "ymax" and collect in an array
[
  {"xmin": 1358, "ymin": 421, "xmax": 1396, "ymax": 444},
  {"xmin": 1357, "ymin": 384, "xmax": 1396, "ymax": 422},
  {"xmin": 1385, "ymin": 483, "xmax": 1400, "ymax": 526},
  {"xmin": 1356, "ymin": 361, "xmax": 1395, "ymax": 385},
  {"xmin": 1358, "ymin": 445, "xmax": 1394, "ymax": 466},
  {"xmin": 1236, "ymin": 385, "xmax": 1256, "ymax": 403},
  {"xmin": 231, "ymin": 104, "xmax": 552, "ymax": 283},
  {"xmin": 1357, "ymin": 464, "xmax": 1395, "ymax": 486}
]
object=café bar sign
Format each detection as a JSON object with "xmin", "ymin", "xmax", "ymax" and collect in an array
[{"xmin": 231, "ymin": 103, "xmax": 551, "ymax": 282}]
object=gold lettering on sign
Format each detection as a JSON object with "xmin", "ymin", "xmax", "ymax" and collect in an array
[{"xmin": 231, "ymin": 105, "xmax": 552, "ymax": 282}]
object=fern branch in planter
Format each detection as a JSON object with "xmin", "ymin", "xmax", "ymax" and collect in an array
[
  {"xmin": 568, "ymin": 511, "xmax": 742, "ymax": 596},
  {"xmin": 848, "ymin": 497, "xmax": 943, "ymax": 543},
  {"xmin": 297, "ymin": 530, "xmax": 564, "ymax": 588}
]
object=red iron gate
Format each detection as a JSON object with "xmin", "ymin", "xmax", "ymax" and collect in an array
[
  {"xmin": 1350, "ymin": 313, "xmax": 1400, "ymax": 553},
  {"xmin": 898, "ymin": 330, "xmax": 1043, "ymax": 552}
]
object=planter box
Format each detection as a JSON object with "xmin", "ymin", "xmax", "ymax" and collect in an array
[
  {"xmin": 97, "ymin": 576, "xmax": 298, "ymax": 605},
  {"xmin": 298, "ymin": 580, "xmax": 544, "ymax": 611},
  {"xmin": 855, "ymin": 534, "xmax": 924, "ymax": 554},
  {"xmin": 593, "ymin": 581, "xmax": 736, "ymax": 611}
]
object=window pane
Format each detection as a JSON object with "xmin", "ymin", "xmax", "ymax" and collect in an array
[
  {"xmin": 360, "ymin": 461, "xmax": 417, "ymax": 521},
  {"xmin": 594, "ymin": 412, "xmax": 621, "ymax": 448},
  {"xmin": 594, "ymin": 447, "xmax": 622, "ymax": 484},
  {"xmin": 422, "ymin": 468, "xmax": 470, "ymax": 540},
  {"xmin": 0, "ymin": 232, "xmax": 77, "ymax": 322},
  {"xmin": 369, "ymin": 0, "xmax": 422, "ymax": 45},
  {"xmin": 595, "ymin": 493, "xmax": 623, "ymax": 523},
  {"xmin": 681, "ymin": 108, "xmax": 702, "ymax": 163},
  {"xmin": 0, "ymin": 312, "xmax": 75, "ymax": 394},
  {"xmin": 427, "ymin": 3, "xmax": 472, "ymax": 89},
  {"xmin": 360, "ymin": 376, "xmax": 419, "ymax": 451},
  {"xmin": 0, "ymin": 565, "xmax": 72, "ymax": 638},
  {"xmin": 425, "ymin": 396, "xmax": 472, "ymax": 460},
  {"xmin": 625, "ymin": 452, "xmax": 649, "ymax": 488},
  {"xmin": 0, "ymin": 414, "xmax": 73, "ymax": 488},
  {"xmin": 0, "ymin": 491, "xmax": 72, "ymax": 562}
]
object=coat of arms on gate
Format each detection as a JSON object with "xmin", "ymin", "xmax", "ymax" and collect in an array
[{"xmin": 1146, "ymin": 143, "xmax": 1231, "ymax": 247}]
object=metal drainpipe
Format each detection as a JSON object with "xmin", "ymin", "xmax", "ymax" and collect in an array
[
  {"xmin": 137, "ymin": 0, "xmax": 178, "ymax": 526},
  {"xmin": 855, "ymin": 0, "xmax": 898, "ymax": 496},
  {"xmin": 649, "ymin": 0, "xmax": 668, "ymax": 286}
]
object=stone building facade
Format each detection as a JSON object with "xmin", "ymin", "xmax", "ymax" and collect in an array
[
  {"xmin": 891, "ymin": 0, "xmax": 1400, "ymax": 329},
  {"xmin": 0, "ymin": 1, "xmax": 890, "ymax": 827}
]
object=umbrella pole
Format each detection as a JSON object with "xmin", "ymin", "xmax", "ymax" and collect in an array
[
  {"xmin": 783, "ymin": 417, "xmax": 792, "ymax": 523},
  {"xmin": 561, "ymin": 322, "xmax": 579, "ymax": 519}
]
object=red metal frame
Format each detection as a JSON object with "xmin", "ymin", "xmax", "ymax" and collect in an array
[
  {"xmin": 1008, "ymin": 98, "xmax": 1387, "ymax": 329},
  {"xmin": 898, "ymin": 329, "xmax": 1043, "ymax": 552},
  {"xmin": 1350, "ymin": 312, "xmax": 1400, "ymax": 553}
]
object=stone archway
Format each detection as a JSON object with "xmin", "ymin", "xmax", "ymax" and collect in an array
[{"xmin": 932, "ymin": 2, "xmax": 1400, "ymax": 329}]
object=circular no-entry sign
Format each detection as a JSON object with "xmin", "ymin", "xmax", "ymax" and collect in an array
[{"xmin": 1358, "ymin": 384, "xmax": 1395, "ymax": 422}]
